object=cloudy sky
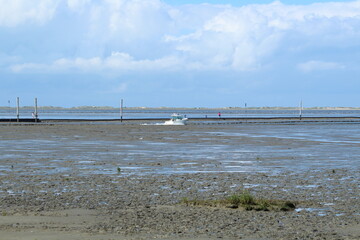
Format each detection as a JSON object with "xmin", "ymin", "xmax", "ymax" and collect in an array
[{"xmin": 1, "ymin": 0, "xmax": 359, "ymax": 107}]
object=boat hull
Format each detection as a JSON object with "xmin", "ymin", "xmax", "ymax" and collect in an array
[{"xmin": 164, "ymin": 119, "xmax": 187, "ymax": 125}]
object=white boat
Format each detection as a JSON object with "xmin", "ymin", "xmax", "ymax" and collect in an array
[{"xmin": 164, "ymin": 113, "xmax": 188, "ymax": 125}]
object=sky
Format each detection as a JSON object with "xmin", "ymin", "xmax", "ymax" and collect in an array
[{"xmin": 1, "ymin": 0, "xmax": 360, "ymax": 108}]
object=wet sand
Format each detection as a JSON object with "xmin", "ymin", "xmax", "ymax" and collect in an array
[{"xmin": 0, "ymin": 123, "xmax": 359, "ymax": 240}]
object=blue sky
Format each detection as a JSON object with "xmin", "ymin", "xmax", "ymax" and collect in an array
[
  {"xmin": 165, "ymin": 0, "xmax": 355, "ymax": 5},
  {"xmin": 1, "ymin": 0, "xmax": 360, "ymax": 108}
]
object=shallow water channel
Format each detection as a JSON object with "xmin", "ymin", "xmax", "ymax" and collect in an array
[{"xmin": 1, "ymin": 122, "xmax": 359, "ymax": 176}]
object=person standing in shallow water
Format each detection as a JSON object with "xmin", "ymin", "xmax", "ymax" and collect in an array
[{"xmin": 218, "ymin": 112, "xmax": 221, "ymax": 118}]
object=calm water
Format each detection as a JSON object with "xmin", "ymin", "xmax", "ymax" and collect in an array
[{"xmin": 1, "ymin": 108, "xmax": 360, "ymax": 119}]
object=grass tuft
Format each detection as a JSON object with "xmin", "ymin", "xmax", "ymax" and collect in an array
[
  {"xmin": 180, "ymin": 191, "xmax": 296, "ymax": 212},
  {"xmin": 227, "ymin": 191, "xmax": 255, "ymax": 208}
]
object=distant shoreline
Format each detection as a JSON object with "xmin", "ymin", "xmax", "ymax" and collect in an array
[{"xmin": 1, "ymin": 106, "xmax": 360, "ymax": 111}]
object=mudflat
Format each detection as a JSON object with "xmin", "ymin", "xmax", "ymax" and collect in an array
[{"xmin": 0, "ymin": 123, "xmax": 359, "ymax": 240}]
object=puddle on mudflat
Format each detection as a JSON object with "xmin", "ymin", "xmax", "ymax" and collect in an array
[
  {"xmin": 295, "ymin": 185, "xmax": 320, "ymax": 189},
  {"xmin": 1, "ymin": 123, "xmax": 360, "ymax": 178},
  {"xmin": 323, "ymin": 203, "xmax": 335, "ymax": 206},
  {"xmin": 77, "ymin": 160, "xmax": 95, "ymax": 164},
  {"xmin": 296, "ymin": 207, "xmax": 330, "ymax": 216}
]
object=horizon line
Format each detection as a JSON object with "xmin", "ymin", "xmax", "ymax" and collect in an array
[{"xmin": 1, "ymin": 106, "xmax": 360, "ymax": 110}]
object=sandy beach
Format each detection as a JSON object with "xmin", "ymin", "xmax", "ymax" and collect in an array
[{"xmin": 0, "ymin": 123, "xmax": 359, "ymax": 240}]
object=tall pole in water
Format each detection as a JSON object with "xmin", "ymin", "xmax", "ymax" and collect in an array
[
  {"xmin": 245, "ymin": 102, "xmax": 247, "ymax": 118},
  {"xmin": 34, "ymin": 97, "xmax": 38, "ymax": 122},
  {"xmin": 16, "ymin": 97, "xmax": 19, "ymax": 122},
  {"xmin": 299, "ymin": 100, "xmax": 303, "ymax": 120},
  {"xmin": 8, "ymin": 100, "xmax": 10, "ymax": 123},
  {"xmin": 120, "ymin": 99, "xmax": 123, "ymax": 122}
]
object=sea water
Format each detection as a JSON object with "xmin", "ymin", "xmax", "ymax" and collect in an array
[{"xmin": 1, "ymin": 108, "xmax": 360, "ymax": 119}]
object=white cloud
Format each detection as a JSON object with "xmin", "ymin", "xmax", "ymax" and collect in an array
[
  {"xmin": 67, "ymin": 0, "xmax": 90, "ymax": 12},
  {"xmin": 10, "ymin": 52, "xmax": 185, "ymax": 73},
  {"xmin": 86, "ymin": 0, "xmax": 172, "ymax": 42},
  {"xmin": 3, "ymin": 0, "xmax": 360, "ymax": 74},
  {"xmin": 0, "ymin": 53, "xmax": 20, "ymax": 67},
  {"xmin": 0, "ymin": 0, "xmax": 59, "ymax": 27},
  {"xmin": 297, "ymin": 60, "xmax": 345, "ymax": 72},
  {"xmin": 161, "ymin": 0, "xmax": 360, "ymax": 71}
]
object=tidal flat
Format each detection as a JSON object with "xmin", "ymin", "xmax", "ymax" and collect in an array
[{"xmin": 0, "ymin": 122, "xmax": 359, "ymax": 239}]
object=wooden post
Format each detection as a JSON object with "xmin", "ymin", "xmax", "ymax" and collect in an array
[
  {"xmin": 244, "ymin": 102, "xmax": 247, "ymax": 122},
  {"xmin": 16, "ymin": 97, "xmax": 19, "ymax": 122},
  {"xmin": 299, "ymin": 100, "xmax": 303, "ymax": 120},
  {"xmin": 8, "ymin": 100, "xmax": 10, "ymax": 123},
  {"xmin": 120, "ymin": 99, "xmax": 123, "ymax": 122},
  {"xmin": 34, "ymin": 97, "xmax": 38, "ymax": 122},
  {"xmin": 245, "ymin": 102, "xmax": 247, "ymax": 117}
]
